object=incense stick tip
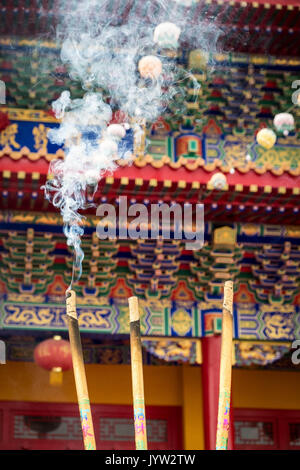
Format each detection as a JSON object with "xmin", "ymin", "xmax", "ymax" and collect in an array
[
  {"xmin": 66, "ymin": 289, "xmax": 76, "ymax": 299},
  {"xmin": 128, "ymin": 296, "xmax": 140, "ymax": 322},
  {"xmin": 223, "ymin": 280, "xmax": 233, "ymax": 314},
  {"xmin": 66, "ymin": 289, "xmax": 77, "ymax": 319}
]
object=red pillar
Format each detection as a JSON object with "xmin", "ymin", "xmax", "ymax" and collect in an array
[{"xmin": 202, "ymin": 335, "xmax": 234, "ymax": 450}]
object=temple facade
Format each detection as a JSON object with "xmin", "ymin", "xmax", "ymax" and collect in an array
[{"xmin": 0, "ymin": 0, "xmax": 300, "ymax": 450}]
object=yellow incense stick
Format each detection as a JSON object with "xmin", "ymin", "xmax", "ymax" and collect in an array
[
  {"xmin": 128, "ymin": 296, "xmax": 148, "ymax": 450},
  {"xmin": 216, "ymin": 280, "xmax": 233, "ymax": 450},
  {"xmin": 66, "ymin": 290, "xmax": 96, "ymax": 450}
]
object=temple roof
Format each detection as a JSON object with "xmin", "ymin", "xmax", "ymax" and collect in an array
[
  {"xmin": 0, "ymin": 4, "xmax": 300, "ymax": 364},
  {"xmin": 0, "ymin": 0, "xmax": 299, "ymax": 56},
  {"xmin": 1, "ymin": 38, "xmax": 300, "ymax": 225}
]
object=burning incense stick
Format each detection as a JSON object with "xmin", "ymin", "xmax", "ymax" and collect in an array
[
  {"xmin": 66, "ymin": 289, "xmax": 96, "ymax": 450},
  {"xmin": 216, "ymin": 280, "xmax": 234, "ymax": 450},
  {"xmin": 128, "ymin": 296, "xmax": 148, "ymax": 450}
]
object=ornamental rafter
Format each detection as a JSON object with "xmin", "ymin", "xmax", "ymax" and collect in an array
[
  {"xmin": 188, "ymin": 226, "xmax": 243, "ymax": 301},
  {"xmin": 249, "ymin": 241, "xmax": 300, "ymax": 305},
  {"xmin": 128, "ymin": 238, "xmax": 182, "ymax": 300},
  {"xmin": 0, "ymin": 228, "xmax": 55, "ymax": 294},
  {"xmin": 64, "ymin": 232, "xmax": 119, "ymax": 299}
]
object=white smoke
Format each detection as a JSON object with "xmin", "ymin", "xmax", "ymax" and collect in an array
[{"xmin": 43, "ymin": 0, "xmax": 222, "ymax": 286}]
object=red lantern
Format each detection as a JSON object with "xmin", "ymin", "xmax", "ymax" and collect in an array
[
  {"xmin": 0, "ymin": 111, "xmax": 10, "ymax": 132},
  {"xmin": 34, "ymin": 336, "xmax": 72, "ymax": 386}
]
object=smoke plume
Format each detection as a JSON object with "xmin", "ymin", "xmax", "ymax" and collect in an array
[{"xmin": 43, "ymin": 0, "xmax": 221, "ymax": 286}]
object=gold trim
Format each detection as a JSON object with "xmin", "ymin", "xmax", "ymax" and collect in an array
[
  {"xmin": 2, "ymin": 148, "xmax": 300, "ymax": 178},
  {"xmin": 278, "ymin": 187, "xmax": 287, "ymax": 194},
  {"xmin": 105, "ymin": 176, "xmax": 114, "ymax": 185},
  {"xmin": 1, "ymin": 107, "xmax": 59, "ymax": 124},
  {"xmin": 17, "ymin": 171, "xmax": 26, "ymax": 179},
  {"xmin": 0, "ymin": 146, "xmax": 64, "ymax": 162},
  {"xmin": 120, "ymin": 177, "xmax": 129, "ymax": 186}
]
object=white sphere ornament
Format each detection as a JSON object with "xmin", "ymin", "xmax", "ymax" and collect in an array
[
  {"xmin": 273, "ymin": 112, "xmax": 294, "ymax": 134},
  {"xmin": 107, "ymin": 124, "xmax": 126, "ymax": 140},
  {"xmin": 138, "ymin": 55, "xmax": 163, "ymax": 80},
  {"xmin": 208, "ymin": 172, "xmax": 227, "ymax": 190},
  {"xmin": 153, "ymin": 22, "xmax": 181, "ymax": 49},
  {"xmin": 256, "ymin": 128, "xmax": 276, "ymax": 149}
]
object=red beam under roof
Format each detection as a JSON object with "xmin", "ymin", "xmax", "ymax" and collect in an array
[
  {"xmin": 1, "ymin": 155, "xmax": 300, "ymax": 190},
  {"xmin": 221, "ymin": 0, "xmax": 299, "ymax": 5}
]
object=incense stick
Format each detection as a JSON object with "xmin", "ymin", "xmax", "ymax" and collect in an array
[
  {"xmin": 66, "ymin": 289, "xmax": 96, "ymax": 450},
  {"xmin": 128, "ymin": 296, "xmax": 148, "ymax": 450},
  {"xmin": 216, "ymin": 280, "xmax": 234, "ymax": 450}
]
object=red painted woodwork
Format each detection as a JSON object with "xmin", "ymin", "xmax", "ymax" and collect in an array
[
  {"xmin": 2, "ymin": 155, "xmax": 300, "ymax": 191},
  {"xmin": 234, "ymin": 408, "xmax": 300, "ymax": 450},
  {"xmin": 2, "ymin": 155, "xmax": 300, "ymax": 229},
  {"xmin": 224, "ymin": 0, "xmax": 299, "ymax": 5},
  {"xmin": 201, "ymin": 335, "xmax": 234, "ymax": 450},
  {"xmin": 0, "ymin": 111, "xmax": 9, "ymax": 131},
  {"xmin": 0, "ymin": 401, "xmax": 182, "ymax": 450},
  {"xmin": 1, "ymin": 0, "xmax": 299, "ymax": 56}
]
